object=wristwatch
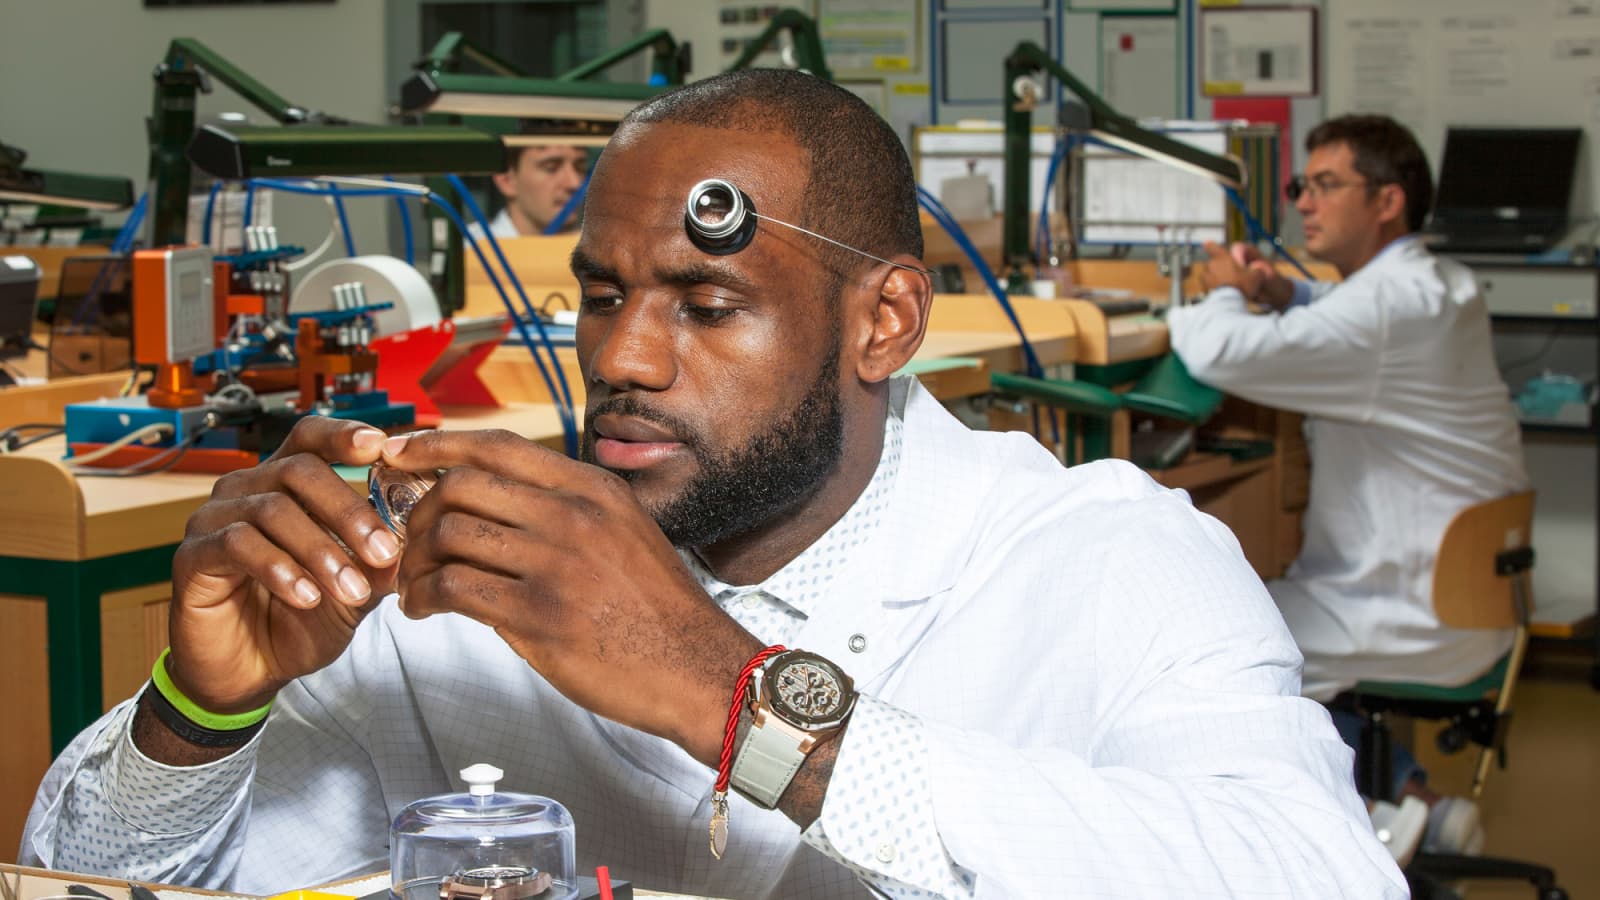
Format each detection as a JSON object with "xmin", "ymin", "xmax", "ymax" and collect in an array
[
  {"xmin": 730, "ymin": 649, "xmax": 858, "ymax": 809},
  {"xmin": 438, "ymin": 865, "xmax": 552, "ymax": 900}
]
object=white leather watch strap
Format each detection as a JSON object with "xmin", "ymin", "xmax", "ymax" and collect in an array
[{"xmin": 729, "ymin": 718, "xmax": 805, "ymax": 809}]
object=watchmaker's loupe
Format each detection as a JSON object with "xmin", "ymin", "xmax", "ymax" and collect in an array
[
  {"xmin": 685, "ymin": 178, "xmax": 758, "ymax": 255},
  {"xmin": 681, "ymin": 176, "xmax": 932, "ymax": 276}
]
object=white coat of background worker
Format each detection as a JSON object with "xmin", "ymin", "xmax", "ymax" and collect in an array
[
  {"xmin": 468, "ymin": 144, "xmax": 588, "ymax": 239},
  {"xmin": 1165, "ymin": 113, "xmax": 1528, "ymax": 856}
]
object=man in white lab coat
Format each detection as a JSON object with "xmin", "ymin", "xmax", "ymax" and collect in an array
[
  {"xmin": 22, "ymin": 74, "xmax": 1406, "ymax": 898},
  {"xmin": 1167, "ymin": 114, "xmax": 1528, "ymax": 855},
  {"xmin": 466, "ymin": 144, "xmax": 588, "ymax": 240}
]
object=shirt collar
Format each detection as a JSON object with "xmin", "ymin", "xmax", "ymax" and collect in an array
[
  {"xmin": 1374, "ymin": 232, "xmax": 1419, "ymax": 263},
  {"xmin": 683, "ymin": 405, "xmax": 905, "ymax": 620}
]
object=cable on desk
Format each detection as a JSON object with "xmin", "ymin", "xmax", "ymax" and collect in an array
[
  {"xmin": 65, "ymin": 423, "xmax": 175, "ymax": 465},
  {"xmin": 0, "ymin": 423, "xmax": 66, "ymax": 453},
  {"xmin": 70, "ymin": 427, "xmax": 207, "ymax": 478}
]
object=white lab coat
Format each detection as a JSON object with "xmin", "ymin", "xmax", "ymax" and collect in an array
[
  {"xmin": 465, "ymin": 208, "xmax": 520, "ymax": 242},
  {"xmin": 25, "ymin": 378, "xmax": 1405, "ymax": 898},
  {"xmin": 1167, "ymin": 237, "xmax": 1528, "ymax": 700}
]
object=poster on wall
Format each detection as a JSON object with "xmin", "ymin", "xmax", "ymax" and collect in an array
[
  {"xmin": 1200, "ymin": 6, "xmax": 1318, "ymax": 97},
  {"xmin": 718, "ymin": 1, "xmax": 818, "ymax": 68},
  {"xmin": 818, "ymin": 0, "xmax": 920, "ymax": 77}
]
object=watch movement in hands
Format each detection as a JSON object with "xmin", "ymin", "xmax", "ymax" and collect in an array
[{"xmin": 368, "ymin": 461, "xmax": 440, "ymax": 541}]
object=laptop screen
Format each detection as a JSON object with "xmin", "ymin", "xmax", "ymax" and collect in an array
[{"xmin": 1433, "ymin": 128, "xmax": 1582, "ymax": 224}]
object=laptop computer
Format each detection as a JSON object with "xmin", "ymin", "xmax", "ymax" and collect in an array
[
  {"xmin": 1423, "ymin": 127, "xmax": 1582, "ymax": 255},
  {"xmin": 48, "ymin": 254, "xmax": 134, "ymax": 378}
]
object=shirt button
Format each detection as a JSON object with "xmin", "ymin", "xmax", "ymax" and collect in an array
[
  {"xmin": 848, "ymin": 634, "xmax": 868, "ymax": 653},
  {"xmin": 741, "ymin": 592, "xmax": 762, "ymax": 609},
  {"xmin": 875, "ymin": 842, "xmax": 896, "ymax": 863}
]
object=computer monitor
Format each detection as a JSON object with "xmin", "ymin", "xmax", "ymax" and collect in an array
[
  {"xmin": 1432, "ymin": 128, "xmax": 1582, "ymax": 227},
  {"xmin": 0, "ymin": 255, "xmax": 42, "ymax": 367}
]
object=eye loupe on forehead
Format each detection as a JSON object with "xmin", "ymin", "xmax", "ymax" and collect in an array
[{"xmin": 681, "ymin": 177, "xmax": 930, "ymax": 276}]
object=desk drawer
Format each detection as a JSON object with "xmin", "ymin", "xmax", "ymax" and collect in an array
[{"xmin": 1469, "ymin": 267, "xmax": 1597, "ymax": 318}]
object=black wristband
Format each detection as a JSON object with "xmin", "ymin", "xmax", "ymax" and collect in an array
[{"xmin": 141, "ymin": 684, "xmax": 267, "ymax": 749}]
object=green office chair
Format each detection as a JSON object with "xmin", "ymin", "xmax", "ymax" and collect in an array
[
  {"xmin": 1332, "ymin": 491, "xmax": 1567, "ymax": 900},
  {"xmin": 989, "ymin": 371, "xmax": 1121, "ymax": 465},
  {"xmin": 1119, "ymin": 352, "xmax": 1223, "ymax": 426}
]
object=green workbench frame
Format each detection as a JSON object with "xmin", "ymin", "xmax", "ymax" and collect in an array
[{"xmin": 1, "ymin": 544, "xmax": 178, "ymax": 755}]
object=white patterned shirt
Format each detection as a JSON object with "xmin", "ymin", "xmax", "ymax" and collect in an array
[{"xmin": 23, "ymin": 377, "xmax": 1406, "ymax": 898}]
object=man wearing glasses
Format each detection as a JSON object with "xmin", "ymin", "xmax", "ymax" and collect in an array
[{"xmin": 1166, "ymin": 115, "xmax": 1528, "ymax": 858}]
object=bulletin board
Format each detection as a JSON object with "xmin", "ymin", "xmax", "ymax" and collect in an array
[
  {"xmin": 818, "ymin": 0, "xmax": 921, "ymax": 78},
  {"xmin": 1326, "ymin": 0, "xmax": 1600, "ymax": 217},
  {"xmin": 1199, "ymin": 6, "xmax": 1317, "ymax": 97}
]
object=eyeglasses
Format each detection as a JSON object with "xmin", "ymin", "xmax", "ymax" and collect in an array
[{"xmin": 1285, "ymin": 174, "xmax": 1375, "ymax": 202}]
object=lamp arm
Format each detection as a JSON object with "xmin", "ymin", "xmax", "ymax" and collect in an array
[
  {"xmin": 1001, "ymin": 41, "xmax": 1244, "ymax": 290},
  {"xmin": 149, "ymin": 38, "xmax": 346, "ymax": 247},
  {"xmin": 164, "ymin": 39, "xmax": 312, "ymax": 125},
  {"xmin": 420, "ymin": 33, "xmax": 527, "ymax": 79},
  {"xmin": 559, "ymin": 29, "xmax": 685, "ymax": 86},
  {"xmin": 723, "ymin": 9, "xmax": 833, "ymax": 81}
]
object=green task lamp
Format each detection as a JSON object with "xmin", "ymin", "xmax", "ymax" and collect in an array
[{"xmin": 1002, "ymin": 41, "xmax": 1245, "ymax": 292}]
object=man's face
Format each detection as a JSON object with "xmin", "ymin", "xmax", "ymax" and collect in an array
[
  {"xmin": 1295, "ymin": 141, "xmax": 1389, "ymax": 271},
  {"xmin": 571, "ymin": 123, "xmax": 849, "ymax": 548},
  {"xmin": 494, "ymin": 145, "xmax": 588, "ymax": 233}
]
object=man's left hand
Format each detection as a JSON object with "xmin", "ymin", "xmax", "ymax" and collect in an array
[
  {"xmin": 1197, "ymin": 241, "xmax": 1266, "ymax": 300},
  {"xmin": 382, "ymin": 429, "xmax": 762, "ymax": 767}
]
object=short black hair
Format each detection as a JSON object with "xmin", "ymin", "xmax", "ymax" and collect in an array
[
  {"xmin": 1306, "ymin": 115, "xmax": 1433, "ymax": 233},
  {"xmin": 615, "ymin": 68, "xmax": 923, "ymax": 283}
]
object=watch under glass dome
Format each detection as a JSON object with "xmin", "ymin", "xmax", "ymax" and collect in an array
[{"xmin": 391, "ymin": 763, "xmax": 577, "ymax": 900}]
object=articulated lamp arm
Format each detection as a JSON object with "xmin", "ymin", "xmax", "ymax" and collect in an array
[
  {"xmin": 560, "ymin": 29, "xmax": 687, "ymax": 86},
  {"xmin": 420, "ymin": 33, "xmax": 527, "ymax": 79},
  {"xmin": 1002, "ymin": 41, "xmax": 1244, "ymax": 289},
  {"xmin": 149, "ymin": 38, "xmax": 354, "ymax": 247}
]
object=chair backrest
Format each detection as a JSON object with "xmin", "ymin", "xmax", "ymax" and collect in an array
[{"xmin": 1431, "ymin": 491, "xmax": 1536, "ymax": 630}]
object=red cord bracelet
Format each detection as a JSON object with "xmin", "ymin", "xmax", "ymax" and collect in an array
[{"xmin": 709, "ymin": 643, "xmax": 786, "ymax": 859}]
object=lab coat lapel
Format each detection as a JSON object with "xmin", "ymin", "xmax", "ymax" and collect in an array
[{"xmin": 788, "ymin": 377, "xmax": 986, "ymax": 692}]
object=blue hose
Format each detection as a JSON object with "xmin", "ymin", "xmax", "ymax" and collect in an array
[
  {"xmin": 201, "ymin": 181, "xmax": 223, "ymax": 246},
  {"xmin": 1223, "ymin": 186, "xmax": 1314, "ymax": 280},
  {"xmin": 386, "ymin": 177, "xmax": 415, "ymax": 265},
  {"xmin": 916, "ymin": 187, "xmax": 1043, "ymax": 379},
  {"xmin": 242, "ymin": 178, "xmax": 580, "ymax": 456},
  {"xmin": 330, "ymin": 184, "xmax": 357, "ymax": 257},
  {"xmin": 544, "ymin": 169, "xmax": 591, "ymax": 235},
  {"xmin": 918, "ymin": 186, "xmax": 1061, "ymax": 444},
  {"xmin": 444, "ymin": 175, "xmax": 578, "ymax": 455},
  {"xmin": 110, "ymin": 191, "xmax": 149, "ymax": 255},
  {"xmin": 1037, "ymin": 135, "xmax": 1074, "ymax": 265}
]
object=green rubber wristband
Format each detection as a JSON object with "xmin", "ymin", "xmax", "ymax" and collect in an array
[{"xmin": 151, "ymin": 647, "xmax": 274, "ymax": 732}]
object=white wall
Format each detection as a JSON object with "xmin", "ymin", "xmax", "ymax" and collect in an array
[{"xmin": 0, "ymin": 0, "xmax": 389, "ymax": 250}]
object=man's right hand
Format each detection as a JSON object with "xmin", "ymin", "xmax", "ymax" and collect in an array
[
  {"xmin": 1227, "ymin": 242, "xmax": 1297, "ymax": 311},
  {"xmin": 153, "ymin": 418, "xmax": 399, "ymax": 751}
]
